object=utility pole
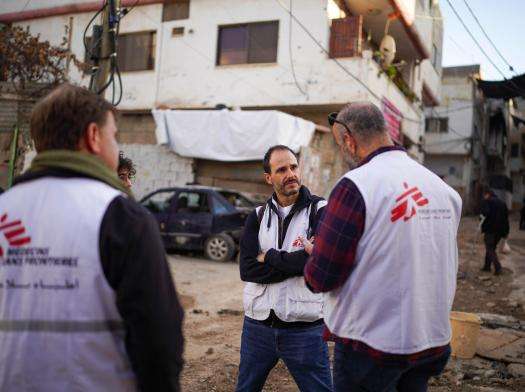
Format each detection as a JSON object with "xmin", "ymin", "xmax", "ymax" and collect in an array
[{"xmin": 91, "ymin": 0, "xmax": 119, "ymax": 94}]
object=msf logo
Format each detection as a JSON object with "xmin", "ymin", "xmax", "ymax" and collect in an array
[
  {"xmin": 0, "ymin": 214, "xmax": 31, "ymax": 257},
  {"xmin": 390, "ymin": 182, "xmax": 429, "ymax": 222}
]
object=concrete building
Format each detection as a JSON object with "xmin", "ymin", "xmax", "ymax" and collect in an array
[
  {"xmin": 509, "ymin": 99, "xmax": 525, "ymax": 210},
  {"xmin": 425, "ymin": 64, "xmax": 525, "ymax": 212},
  {"xmin": 1, "ymin": 0, "xmax": 444, "ymax": 198},
  {"xmin": 424, "ymin": 65, "xmax": 483, "ymax": 213}
]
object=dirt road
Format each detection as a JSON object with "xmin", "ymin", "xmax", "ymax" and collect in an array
[{"xmin": 169, "ymin": 216, "xmax": 525, "ymax": 391}]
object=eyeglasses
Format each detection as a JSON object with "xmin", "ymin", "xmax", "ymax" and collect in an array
[{"xmin": 328, "ymin": 112, "xmax": 352, "ymax": 135}]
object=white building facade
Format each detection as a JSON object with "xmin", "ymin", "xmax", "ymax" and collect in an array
[{"xmin": 1, "ymin": 0, "xmax": 444, "ymax": 196}]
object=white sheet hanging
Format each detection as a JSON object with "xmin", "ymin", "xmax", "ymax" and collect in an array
[{"xmin": 152, "ymin": 109, "xmax": 315, "ymax": 161}]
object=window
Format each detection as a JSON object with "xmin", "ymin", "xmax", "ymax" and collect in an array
[
  {"xmin": 176, "ymin": 192, "xmax": 209, "ymax": 213},
  {"xmin": 142, "ymin": 191, "xmax": 176, "ymax": 213},
  {"xmin": 162, "ymin": 0, "xmax": 190, "ymax": 22},
  {"xmin": 217, "ymin": 21, "xmax": 279, "ymax": 65},
  {"xmin": 172, "ymin": 27, "xmax": 185, "ymax": 36},
  {"xmin": 329, "ymin": 16, "xmax": 362, "ymax": 58},
  {"xmin": 211, "ymin": 195, "xmax": 235, "ymax": 215},
  {"xmin": 425, "ymin": 117, "xmax": 448, "ymax": 133},
  {"xmin": 511, "ymin": 143, "xmax": 519, "ymax": 158},
  {"xmin": 117, "ymin": 31, "xmax": 156, "ymax": 72}
]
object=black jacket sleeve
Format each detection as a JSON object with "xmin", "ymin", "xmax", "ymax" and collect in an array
[
  {"xmin": 100, "ymin": 196, "xmax": 184, "ymax": 392},
  {"xmin": 240, "ymin": 204, "xmax": 327, "ymax": 282},
  {"xmin": 239, "ymin": 210, "xmax": 291, "ymax": 284},
  {"xmin": 264, "ymin": 205, "xmax": 326, "ymax": 276}
]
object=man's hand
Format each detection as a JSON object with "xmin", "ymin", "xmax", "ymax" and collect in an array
[
  {"xmin": 299, "ymin": 236, "xmax": 314, "ymax": 255},
  {"xmin": 257, "ymin": 252, "xmax": 266, "ymax": 263}
]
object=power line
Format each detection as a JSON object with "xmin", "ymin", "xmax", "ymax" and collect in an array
[
  {"xmin": 446, "ymin": 34, "xmax": 476, "ymax": 63},
  {"xmin": 211, "ymin": 0, "xmax": 310, "ymax": 85},
  {"xmin": 461, "ymin": 0, "xmax": 515, "ymax": 74},
  {"xmin": 130, "ymin": 6, "xmax": 287, "ymax": 106},
  {"xmin": 444, "ymin": 0, "xmax": 506, "ymax": 78},
  {"xmin": 20, "ymin": 0, "xmax": 32, "ymax": 13},
  {"xmin": 273, "ymin": 0, "xmax": 423, "ymax": 124},
  {"xmin": 444, "ymin": 0, "xmax": 525, "ymax": 97},
  {"xmin": 288, "ymin": 0, "xmax": 308, "ymax": 97}
]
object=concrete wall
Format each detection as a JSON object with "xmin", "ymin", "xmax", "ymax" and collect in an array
[
  {"xmin": 424, "ymin": 154, "xmax": 470, "ymax": 204},
  {"xmin": 425, "ymin": 75, "xmax": 475, "ymax": 155},
  {"xmin": 11, "ymin": 0, "xmax": 426, "ymax": 151},
  {"xmin": 119, "ymin": 144, "xmax": 194, "ymax": 200},
  {"xmin": 22, "ymin": 144, "xmax": 194, "ymax": 200}
]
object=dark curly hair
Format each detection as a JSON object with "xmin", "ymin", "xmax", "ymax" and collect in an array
[{"xmin": 118, "ymin": 151, "xmax": 136, "ymax": 178}]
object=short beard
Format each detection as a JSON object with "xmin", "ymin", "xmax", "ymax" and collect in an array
[
  {"xmin": 278, "ymin": 180, "xmax": 301, "ymax": 197},
  {"xmin": 281, "ymin": 187, "xmax": 300, "ymax": 197},
  {"xmin": 342, "ymin": 146, "xmax": 359, "ymax": 170}
]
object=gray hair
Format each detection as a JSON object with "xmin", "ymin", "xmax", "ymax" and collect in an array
[{"xmin": 336, "ymin": 102, "xmax": 387, "ymax": 139}]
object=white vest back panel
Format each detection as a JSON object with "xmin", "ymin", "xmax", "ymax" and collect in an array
[
  {"xmin": 243, "ymin": 200, "xmax": 326, "ymax": 322},
  {"xmin": 0, "ymin": 178, "xmax": 137, "ymax": 391},
  {"xmin": 323, "ymin": 151, "xmax": 462, "ymax": 354}
]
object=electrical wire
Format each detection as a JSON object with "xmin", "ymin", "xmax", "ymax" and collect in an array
[
  {"xmin": 273, "ymin": 0, "xmax": 423, "ymax": 125},
  {"xmin": 20, "ymin": 0, "xmax": 32, "ymax": 13},
  {"xmin": 288, "ymin": 0, "xmax": 308, "ymax": 97},
  {"xmin": 83, "ymin": 1, "xmax": 107, "ymax": 61},
  {"xmin": 444, "ymin": 0, "xmax": 525, "ymax": 97},
  {"xmin": 461, "ymin": 0, "xmax": 515, "ymax": 73},
  {"xmin": 130, "ymin": 6, "xmax": 288, "ymax": 106}
]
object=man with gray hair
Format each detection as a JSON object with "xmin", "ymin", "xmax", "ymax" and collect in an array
[{"xmin": 302, "ymin": 102, "xmax": 462, "ymax": 391}]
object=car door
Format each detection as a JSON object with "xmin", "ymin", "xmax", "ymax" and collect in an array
[
  {"xmin": 140, "ymin": 189, "xmax": 178, "ymax": 234},
  {"xmin": 170, "ymin": 191, "xmax": 213, "ymax": 248}
]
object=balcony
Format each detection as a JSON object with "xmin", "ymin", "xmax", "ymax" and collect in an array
[{"xmin": 329, "ymin": 16, "xmax": 418, "ymax": 103}]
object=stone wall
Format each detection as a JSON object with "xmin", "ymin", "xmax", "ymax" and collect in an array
[{"xmin": 119, "ymin": 144, "xmax": 194, "ymax": 200}]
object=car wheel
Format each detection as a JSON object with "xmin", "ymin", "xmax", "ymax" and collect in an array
[{"xmin": 204, "ymin": 233, "xmax": 235, "ymax": 262}]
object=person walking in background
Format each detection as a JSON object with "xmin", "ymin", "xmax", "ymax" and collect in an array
[
  {"xmin": 0, "ymin": 84, "xmax": 184, "ymax": 391},
  {"xmin": 480, "ymin": 188, "xmax": 510, "ymax": 275},
  {"xmin": 118, "ymin": 151, "xmax": 136, "ymax": 189},
  {"xmin": 302, "ymin": 102, "xmax": 462, "ymax": 392},
  {"xmin": 236, "ymin": 145, "xmax": 332, "ymax": 392}
]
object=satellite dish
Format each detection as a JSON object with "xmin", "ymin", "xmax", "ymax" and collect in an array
[{"xmin": 380, "ymin": 35, "xmax": 396, "ymax": 66}]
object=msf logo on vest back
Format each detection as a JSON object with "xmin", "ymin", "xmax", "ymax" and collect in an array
[
  {"xmin": 0, "ymin": 213, "xmax": 31, "ymax": 257},
  {"xmin": 391, "ymin": 182, "xmax": 429, "ymax": 223}
]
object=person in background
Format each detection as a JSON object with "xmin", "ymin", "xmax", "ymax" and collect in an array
[
  {"xmin": 0, "ymin": 84, "xmax": 184, "ymax": 391},
  {"xmin": 480, "ymin": 188, "xmax": 510, "ymax": 275},
  {"xmin": 236, "ymin": 145, "xmax": 332, "ymax": 392},
  {"xmin": 118, "ymin": 151, "xmax": 136, "ymax": 190},
  {"xmin": 303, "ymin": 102, "xmax": 462, "ymax": 392}
]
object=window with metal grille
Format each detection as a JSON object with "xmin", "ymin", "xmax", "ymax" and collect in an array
[
  {"xmin": 117, "ymin": 31, "xmax": 156, "ymax": 72},
  {"xmin": 162, "ymin": 0, "xmax": 190, "ymax": 22},
  {"xmin": 329, "ymin": 16, "xmax": 362, "ymax": 58},
  {"xmin": 425, "ymin": 117, "xmax": 448, "ymax": 133},
  {"xmin": 217, "ymin": 21, "xmax": 279, "ymax": 65}
]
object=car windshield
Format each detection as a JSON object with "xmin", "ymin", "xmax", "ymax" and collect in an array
[{"xmin": 219, "ymin": 191, "xmax": 256, "ymax": 208}]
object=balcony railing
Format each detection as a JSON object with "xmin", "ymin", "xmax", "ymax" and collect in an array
[{"xmin": 329, "ymin": 16, "xmax": 418, "ymax": 103}]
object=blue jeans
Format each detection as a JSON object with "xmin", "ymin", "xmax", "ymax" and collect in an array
[
  {"xmin": 333, "ymin": 343, "xmax": 451, "ymax": 392},
  {"xmin": 236, "ymin": 317, "xmax": 333, "ymax": 392}
]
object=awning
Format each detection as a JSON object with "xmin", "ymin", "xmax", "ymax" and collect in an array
[
  {"xmin": 477, "ymin": 73, "xmax": 525, "ymax": 99},
  {"xmin": 152, "ymin": 109, "xmax": 315, "ymax": 161}
]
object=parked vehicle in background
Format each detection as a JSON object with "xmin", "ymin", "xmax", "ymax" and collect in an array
[
  {"xmin": 140, "ymin": 186, "xmax": 246, "ymax": 262},
  {"xmin": 216, "ymin": 189, "xmax": 264, "ymax": 217}
]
